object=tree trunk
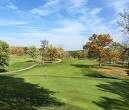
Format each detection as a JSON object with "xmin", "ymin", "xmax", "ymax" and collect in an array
[
  {"xmin": 128, "ymin": 62, "xmax": 129, "ymax": 68},
  {"xmin": 99, "ymin": 62, "xmax": 102, "ymax": 67},
  {"xmin": 42, "ymin": 57, "xmax": 44, "ymax": 64},
  {"xmin": 98, "ymin": 57, "xmax": 102, "ymax": 67}
]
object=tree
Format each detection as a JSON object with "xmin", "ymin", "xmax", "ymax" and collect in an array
[
  {"xmin": 0, "ymin": 40, "xmax": 9, "ymax": 72},
  {"xmin": 109, "ymin": 42, "xmax": 123, "ymax": 64},
  {"xmin": 23, "ymin": 47, "xmax": 29, "ymax": 54},
  {"xmin": 11, "ymin": 47, "xmax": 24, "ymax": 56},
  {"xmin": 40, "ymin": 40, "xmax": 49, "ymax": 63},
  {"xmin": 84, "ymin": 34, "xmax": 112, "ymax": 66},
  {"xmin": 119, "ymin": 10, "xmax": 129, "ymax": 67},
  {"xmin": 119, "ymin": 10, "xmax": 129, "ymax": 36},
  {"xmin": 44, "ymin": 45, "xmax": 64, "ymax": 61},
  {"xmin": 28, "ymin": 46, "xmax": 39, "ymax": 62},
  {"xmin": 57, "ymin": 47, "xmax": 65, "ymax": 59}
]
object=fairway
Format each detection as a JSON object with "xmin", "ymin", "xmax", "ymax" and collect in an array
[{"xmin": 2, "ymin": 58, "xmax": 128, "ymax": 110}]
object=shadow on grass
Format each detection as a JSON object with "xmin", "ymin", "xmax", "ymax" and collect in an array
[
  {"xmin": 71, "ymin": 64, "xmax": 117, "ymax": 79},
  {"xmin": 0, "ymin": 75, "xmax": 63, "ymax": 110},
  {"xmin": 93, "ymin": 80, "xmax": 129, "ymax": 110},
  {"xmin": 26, "ymin": 60, "xmax": 34, "ymax": 62},
  {"xmin": 0, "ymin": 69, "xmax": 7, "ymax": 72},
  {"xmin": 104, "ymin": 63, "xmax": 127, "ymax": 68}
]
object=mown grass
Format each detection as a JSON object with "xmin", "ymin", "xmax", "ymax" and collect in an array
[
  {"xmin": 1, "ymin": 57, "xmax": 129, "ymax": 110},
  {"xmin": 8, "ymin": 55, "xmax": 35, "ymax": 71}
]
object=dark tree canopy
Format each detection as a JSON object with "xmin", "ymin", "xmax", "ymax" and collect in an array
[{"xmin": 0, "ymin": 40, "xmax": 9, "ymax": 72}]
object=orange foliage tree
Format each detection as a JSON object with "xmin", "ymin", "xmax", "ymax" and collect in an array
[
  {"xmin": 84, "ymin": 34, "xmax": 112, "ymax": 66},
  {"xmin": 11, "ymin": 47, "xmax": 24, "ymax": 56}
]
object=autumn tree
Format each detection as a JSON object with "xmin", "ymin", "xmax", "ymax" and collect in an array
[
  {"xmin": 44, "ymin": 45, "xmax": 64, "ymax": 61},
  {"xmin": 109, "ymin": 42, "xmax": 123, "ymax": 64},
  {"xmin": 28, "ymin": 46, "xmax": 39, "ymax": 62},
  {"xmin": 84, "ymin": 34, "xmax": 112, "ymax": 66},
  {"xmin": 0, "ymin": 40, "xmax": 10, "ymax": 72},
  {"xmin": 11, "ymin": 47, "xmax": 24, "ymax": 56},
  {"xmin": 57, "ymin": 47, "xmax": 65, "ymax": 59}
]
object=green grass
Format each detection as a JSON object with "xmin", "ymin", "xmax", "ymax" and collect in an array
[
  {"xmin": 8, "ymin": 55, "xmax": 35, "ymax": 71},
  {"xmin": 1, "ymin": 58, "xmax": 129, "ymax": 110}
]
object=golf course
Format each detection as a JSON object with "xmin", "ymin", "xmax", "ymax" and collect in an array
[
  {"xmin": 0, "ymin": 0, "xmax": 129, "ymax": 110},
  {"xmin": 1, "ymin": 55, "xmax": 129, "ymax": 110}
]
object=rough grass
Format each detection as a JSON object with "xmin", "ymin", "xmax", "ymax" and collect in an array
[{"xmin": 94, "ymin": 66, "xmax": 129, "ymax": 79}]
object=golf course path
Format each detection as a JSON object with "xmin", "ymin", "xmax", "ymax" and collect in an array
[{"xmin": 0, "ymin": 59, "xmax": 62, "ymax": 75}]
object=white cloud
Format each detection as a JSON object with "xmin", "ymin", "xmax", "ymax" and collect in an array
[
  {"xmin": 51, "ymin": 20, "xmax": 85, "ymax": 34},
  {"xmin": 90, "ymin": 7, "xmax": 102, "ymax": 15},
  {"xmin": 7, "ymin": 4, "xmax": 17, "ymax": 10},
  {"xmin": 0, "ymin": 19, "xmax": 29, "ymax": 26},
  {"xmin": 30, "ymin": 0, "xmax": 88, "ymax": 16},
  {"xmin": 70, "ymin": 0, "xmax": 87, "ymax": 8},
  {"xmin": 6, "ymin": 1, "xmax": 18, "ymax": 10},
  {"xmin": 30, "ymin": 0, "xmax": 61, "ymax": 16},
  {"xmin": 107, "ymin": 0, "xmax": 129, "ymax": 13}
]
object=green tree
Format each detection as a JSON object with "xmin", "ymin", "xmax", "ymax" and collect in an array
[
  {"xmin": 0, "ymin": 40, "xmax": 9, "ymax": 72},
  {"xmin": 23, "ymin": 47, "xmax": 29, "ymax": 54},
  {"xmin": 28, "ymin": 46, "xmax": 39, "ymax": 62}
]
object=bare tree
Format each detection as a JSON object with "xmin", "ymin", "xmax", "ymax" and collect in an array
[
  {"xmin": 119, "ymin": 10, "xmax": 129, "ymax": 67},
  {"xmin": 40, "ymin": 40, "xmax": 49, "ymax": 63}
]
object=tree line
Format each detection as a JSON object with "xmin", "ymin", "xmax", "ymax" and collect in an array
[
  {"xmin": 11, "ymin": 40, "xmax": 65, "ymax": 63},
  {"xmin": 0, "ymin": 40, "xmax": 65, "ymax": 72}
]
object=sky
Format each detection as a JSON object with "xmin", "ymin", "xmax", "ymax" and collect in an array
[{"xmin": 0, "ymin": 0, "xmax": 129, "ymax": 50}]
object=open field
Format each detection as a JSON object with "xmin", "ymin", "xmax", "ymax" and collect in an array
[{"xmin": 1, "ymin": 57, "xmax": 129, "ymax": 110}]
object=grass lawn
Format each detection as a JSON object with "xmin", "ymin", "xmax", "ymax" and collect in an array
[
  {"xmin": 0, "ymin": 58, "xmax": 129, "ymax": 110},
  {"xmin": 8, "ymin": 55, "xmax": 35, "ymax": 71}
]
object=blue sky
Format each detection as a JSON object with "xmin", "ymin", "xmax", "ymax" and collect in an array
[{"xmin": 0, "ymin": 0, "xmax": 129, "ymax": 50}]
